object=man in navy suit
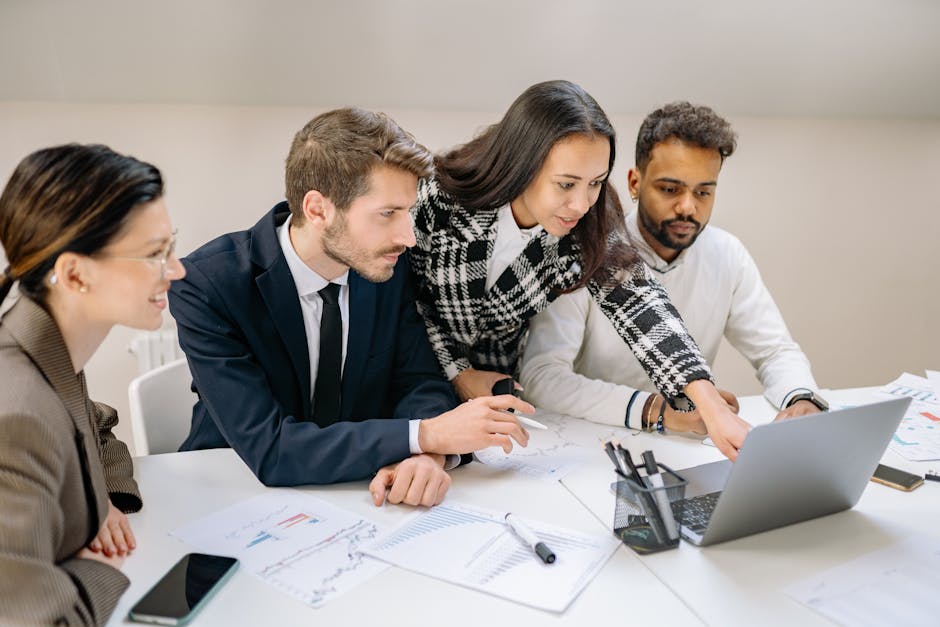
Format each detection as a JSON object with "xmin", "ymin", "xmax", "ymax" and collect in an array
[{"xmin": 169, "ymin": 108, "xmax": 530, "ymax": 506}]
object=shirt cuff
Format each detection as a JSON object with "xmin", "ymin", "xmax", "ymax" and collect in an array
[
  {"xmin": 781, "ymin": 388, "xmax": 812, "ymax": 408},
  {"xmin": 409, "ymin": 419, "xmax": 423, "ymax": 454},
  {"xmin": 628, "ymin": 392, "xmax": 652, "ymax": 430}
]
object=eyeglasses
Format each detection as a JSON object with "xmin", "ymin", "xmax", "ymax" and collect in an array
[{"xmin": 101, "ymin": 231, "xmax": 179, "ymax": 280}]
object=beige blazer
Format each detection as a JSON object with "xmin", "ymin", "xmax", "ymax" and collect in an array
[{"xmin": 0, "ymin": 297, "xmax": 142, "ymax": 626}]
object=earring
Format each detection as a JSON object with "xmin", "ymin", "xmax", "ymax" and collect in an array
[
  {"xmin": 631, "ymin": 196, "xmax": 637, "ymax": 203},
  {"xmin": 49, "ymin": 274, "xmax": 58, "ymax": 285},
  {"xmin": 79, "ymin": 285, "xmax": 88, "ymax": 294}
]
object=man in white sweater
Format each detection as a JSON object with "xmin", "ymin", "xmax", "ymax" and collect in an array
[{"xmin": 519, "ymin": 102, "xmax": 825, "ymax": 435}]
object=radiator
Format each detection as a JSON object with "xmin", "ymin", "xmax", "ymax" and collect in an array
[{"xmin": 129, "ymin": 328, "xmax": 185, "ymax": 374}]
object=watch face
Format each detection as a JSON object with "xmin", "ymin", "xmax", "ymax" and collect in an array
[{"xmin": 792, "ymin": 393, "xmax": 828, "ymax": 411}]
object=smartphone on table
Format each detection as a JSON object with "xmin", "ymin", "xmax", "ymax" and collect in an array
[
  {"xmin": 870, "ymin": 463, "xmax": 924, "ymax": 491},
  {"xmin": 128, "ymin": 553, "xmax": 238, "ymax": 625}
]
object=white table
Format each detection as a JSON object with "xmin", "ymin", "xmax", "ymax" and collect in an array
[
  {"xmin": 559, "ymin": 387, "xmax": 939, "ymax": 627},
  {"xmin": 109, "ymin": 451, "xmax": 700, "ymax": 625},
  {"xmin": 108, "ymin": 388, "xmax": 937, "ymax": 626}
]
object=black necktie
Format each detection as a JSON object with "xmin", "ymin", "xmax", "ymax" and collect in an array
[{"xmin": 313, "ymin": 283, "xmax": 342, "ymax": 426}]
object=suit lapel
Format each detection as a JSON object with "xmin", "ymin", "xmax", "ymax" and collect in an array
[
  {"xmin": 3, "ymin": 298, "xmax": 107, "ymax": 537},
  {"xmin": 341, "ymin": 272, "xmax": 376, "ymax": 418},
  {"xmin": 251, "ymin": 206, "xmax": 312, "ymax": 416}
]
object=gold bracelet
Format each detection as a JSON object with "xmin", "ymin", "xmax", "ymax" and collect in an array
[{"xmin": 645, "ymin": 396, "xmax": 658, "ymax": 432}]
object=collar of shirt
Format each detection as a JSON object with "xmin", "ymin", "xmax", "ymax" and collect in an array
[
  {"xmin": 277, "ymin": 214, "xmax": 349, "ymax": 296},
  {"xmin": 487, "ymin": 204, "xmax": 551, "ymax": 290},
  {"xmin": 496, "ymin": 203, "xmax": 545, "ymax": 241},
  {"xmin": 624, "ymin": 209, "xmax": 692, "ymax": 275}
]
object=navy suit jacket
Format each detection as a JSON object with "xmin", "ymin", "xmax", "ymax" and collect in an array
[{"xmin": 169, "ymin": 203, "xmax": 458, "ymax": 486}]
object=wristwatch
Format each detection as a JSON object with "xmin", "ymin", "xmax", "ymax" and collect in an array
[{"xmin": 786, "ymin": 390, "xmax": 829, "ymax": 412}]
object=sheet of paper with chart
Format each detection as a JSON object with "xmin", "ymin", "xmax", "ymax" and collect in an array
[
  {"xmin": 784, "ymin": 536, "xmax": 940, "ymax": 627},
  {"xmin": 878, "ymin": 372, "xmax": 940, "ymax": 461},
  {"xmin": 474, "ymin": 411, "xmax": 621, "ymax": 481},
  {"xmin": 171, "ymin": 491, "xmax": 388, "ymax": 607},
  {"xmin": 360, "ymin": 501, "xmax": 619, "ymax": 612}
]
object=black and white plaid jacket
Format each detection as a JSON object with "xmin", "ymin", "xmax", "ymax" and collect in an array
[{"xmin": 410, "ymin": 178, "xmax": 711, "ymax": 409}]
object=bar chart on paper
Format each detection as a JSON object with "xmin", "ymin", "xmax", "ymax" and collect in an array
[
  {"xmin": 880, "ymin": 373, "xmax": 940, "ymax": 461},
  {"xmin": 172, "ymin": 491, "xmax": 388, "ymax": 607},
  {"xmin": 361, "ymin": 502, "xmax": 619, "ymax": 612}
]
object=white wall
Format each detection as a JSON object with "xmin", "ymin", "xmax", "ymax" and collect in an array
[{"xmin": 1, "ymin": 102, "xmax": 938, "ymax": 453}]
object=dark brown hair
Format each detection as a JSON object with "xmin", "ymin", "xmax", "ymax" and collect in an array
[
  {"xmin": 0, "ymin": 143, "xmax": 164, "ymax": 304},
  {"xmin": 434, "ymin": 80, "xmax": 632, "ymax": 290},
  {"xmin": 635, "ymin": 101, "xmax": 737, "ymax": 171},
  {"xmin": 285, "ymin": 107, "xmax": 434, "ymax": 220}
]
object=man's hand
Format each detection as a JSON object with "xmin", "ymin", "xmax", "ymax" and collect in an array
[
  {"xmin": 419, "ymin": 396, "xmax": 533, "ymax": 454},
  {"xmin": 369, "ymin": 454, "xmax": 451, "ymax": 507},
  {"xmin": 76, "ymin": 546, "xmax": 126, "ymax": 570},
  {"xmin": 87, "ymin": 502, "xmax": 136, "ymax": 557},
  {"xmin": 773, "ymin": 399, "xmax": 822, "ymax": 422},
  {"xmin": 685, "ymin": 380, "xmax": 751, "ymax": 461},
  {"xmin": 452, "ymin": 368, "xmax": 514, "ymax": 402}
]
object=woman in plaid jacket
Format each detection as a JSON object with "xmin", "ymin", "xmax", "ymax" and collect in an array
[{"xmin": 409, "ymin": 80, "xmax": 750, "ymax": 460}]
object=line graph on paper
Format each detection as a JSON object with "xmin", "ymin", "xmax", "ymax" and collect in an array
[
  {"xmin": 360, "ymin": 501, "xmax": 619, "ymax": 613},
  {"xmin": 172, "ymin": 491, "xmax": 388, "ymax": 607},
  {"xmin": 474, "ymin": 411, "xmax": 624, "ymax": 481}
]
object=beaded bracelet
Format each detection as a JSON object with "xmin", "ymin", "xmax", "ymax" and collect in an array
[{"xmin": 654, "ymin": 397, "xmax": 666, "ymax": 434}]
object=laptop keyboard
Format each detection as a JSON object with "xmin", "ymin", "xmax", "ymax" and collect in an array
[{"xmin": 680, "ymin": 491, "xmax": 722, "ymax": 532}]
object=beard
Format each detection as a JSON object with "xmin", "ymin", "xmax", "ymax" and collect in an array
[
  {"xmin": 322, "ymin": 213, "xmax": 405, "ymax": 283},
  {"xmin": 637, "ymin": 197, "xmax": 705, "ymax": 252}
]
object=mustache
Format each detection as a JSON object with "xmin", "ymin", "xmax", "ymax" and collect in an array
[
  {"xmin": 377, "ymin": 246, "xmax": 407, "ymax": 257},
  {"xmin": 662, "ymin": 217, "xmax": 701, "ymax": 229}
]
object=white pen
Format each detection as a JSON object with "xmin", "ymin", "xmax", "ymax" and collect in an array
[
  {"xmin": 516, "ymin": 415, "xmax": 548, "ymax": 430},
  {"xmin": 504, "ymin": 513, "xmax": 556, "ymax": 564}
]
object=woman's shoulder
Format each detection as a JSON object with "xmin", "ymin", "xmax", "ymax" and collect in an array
[
  {"xmin": 0, "ymin": 341, "xmax": 72, "ymax": 436},
  {"xmin": 414, "ymin": 177, "xmax": 500, "ymax": 240}
]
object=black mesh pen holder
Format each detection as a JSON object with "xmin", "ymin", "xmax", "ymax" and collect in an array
[{"xmin": 613, "ymin": 463, "xmax": 687, "ymax": 554}]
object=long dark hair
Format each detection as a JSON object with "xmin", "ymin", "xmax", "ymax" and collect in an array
[
  {"xmin": 0, "ymin": 143, "xmax": 164, "ymax": 304},
  {"xmin": 434, "ymin": 80, "xmax": 633, "ymax": 289}
]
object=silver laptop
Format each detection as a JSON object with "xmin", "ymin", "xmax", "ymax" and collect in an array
[{"xmin": 676, "ymin": 397, "xmax": 910, "ymax": 546}]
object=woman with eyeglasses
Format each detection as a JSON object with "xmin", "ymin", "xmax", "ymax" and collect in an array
[
  {"xmin": 0, "ymin": 143, "xmax": 185, "ymax": 625},
  {"xmin": 410, "ymin": 80, "xmax": 750, "ymax": 460}
]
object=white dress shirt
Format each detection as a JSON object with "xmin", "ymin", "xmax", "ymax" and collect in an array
[
  {"xmin": 278, "ymin": 217, "xmax": 427, "ymax": 453},
  {"xmin": 486, "ymin": 204, "xmax": 549, "ymax": 290},
  {"xmin": 519, "ymin": 209, "xmax": 819, "ymax": 429}
]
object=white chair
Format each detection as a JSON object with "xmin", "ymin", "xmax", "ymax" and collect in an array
[{"xmin": 128, "ymin": 358, "xmax": 198, "ymax": 455}]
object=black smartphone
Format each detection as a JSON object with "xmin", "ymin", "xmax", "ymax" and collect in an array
[
  {"xmin": 128, "ymin": 553, "xmax": 238, "ymax": 625},
  {"xmin": 491, "ymin": 377, "xmax": 518, "ymax": 397},
  {"xmin": 870, "ymin": 463, "xmax": 924, "ymax": 491}
]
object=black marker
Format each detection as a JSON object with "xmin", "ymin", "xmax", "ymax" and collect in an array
[{"xmin": 505, "ymin": 513, "xmax": 556, "ymax": 564}]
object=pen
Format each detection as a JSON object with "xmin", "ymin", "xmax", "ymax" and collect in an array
[
  {"xmin": 926, "ymin": 470, "xmax": 939, "ymax": 482},
  {"xmin": 616, "ymin": 443, "xmax": 645, "ymax": 486},
  {"xmin": 516, "ymin": 415, "xmax": 548, "ymax": 430},
  {"xmin": 604, "ymin": 441, "xmax": 629, "ymax": 476},
  {"xmin": 641, "ymin": 451, "xmax": 679, "ymax": 541},
  {"xmin": 505, "ymin": 513, "xmax": 556, "ymax": 564},
  {"xmin": 491, "ymin": 379, "xmax": 542, "ymax": 429}
]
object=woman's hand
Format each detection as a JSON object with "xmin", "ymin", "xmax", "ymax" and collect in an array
[
  {"xmin": 76, "ymin": 546, "xmax": 126, "ymax": 570},
  {"xmin": 650, "ymin": 389, "xmax": 738, "ymax": 435},
  {"xmin": 451, "ymin": 368, "xmax": 515, "ymax": 402},
  {"xmin": 684, "ymin": 380, "xmax": 751, "ymax": 460},
  {"xmin": 87, "ymin": 502, "xmax": 136, "ymax": 557}
]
